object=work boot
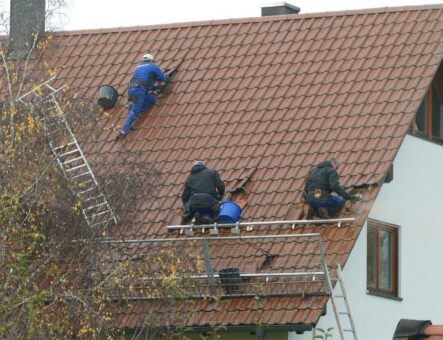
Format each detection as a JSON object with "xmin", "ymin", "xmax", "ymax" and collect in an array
[
  {"xmin": 199, "ymin": 215, "xmax": 214, "ymax": 225},
  {"xmin": 181, "ymin": 212, "xmax": 193, "ymax": 224},
  {"xmin": 115, "ymin": 131, "xmax": 126, "ymax": 141},
  {"xmin": 306, "ymin": 207, "xmax": 315, "ymax": 220},
  {"xmin": 194, "ymin": 212, "xmax": 202, "ymax": 224},
  {"xmin": 194, "ymin": 212, "xmax": 213, "ymax": 225},
  {"xmin": 317, "ymin": 207, "xmax": 330, "ymax": 219}
]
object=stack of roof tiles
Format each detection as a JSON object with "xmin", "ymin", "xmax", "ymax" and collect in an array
[{"xmin": 43, "ymin": 4, "xmax": 443, "ymax": 329}]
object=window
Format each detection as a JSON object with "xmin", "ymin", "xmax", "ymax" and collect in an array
[
  {"xmin": 367, "ymin": 219, "xmax": 399, "ymax": 298},
  {"xmin": 413, "ymin": 81, "xmax": 443, "ymax": 141}
]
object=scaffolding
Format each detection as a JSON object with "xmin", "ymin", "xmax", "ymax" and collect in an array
[
  {"xmin": 91, "ymin": 222, "xmax": 358, "ymax": 340},
  {"xmin": 93, "ymin": 233, "xmax": 328, "ymax": 298}
]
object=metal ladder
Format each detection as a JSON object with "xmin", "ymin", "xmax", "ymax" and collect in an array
[
  {"xmin": 16, "ymin": 78, "xmax": 117, "ymax": 229},
  {"xmin": 323, "ymin": 261, "xmax": 358, "ymax": 340}
]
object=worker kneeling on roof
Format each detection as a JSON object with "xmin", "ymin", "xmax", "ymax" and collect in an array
[
  {"xmin": 304, "ymin": 157, "xmax": 359, "ymax": 219},
  {"xmin": 182, "ymin": 160, "xmax": 225, "ymax": 224},
  {"xmin": 116, "ymin": 53, "xmax": 167, "ymax": 140}
]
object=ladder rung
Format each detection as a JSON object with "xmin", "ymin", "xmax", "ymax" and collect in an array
[
  {"xmin": 90, "ymin": 219, "xmax": 115, "ymax": 228},
  {"xmin": 78, "ymin": 179, "xmax": 94, "ymax": 186},
  {"xmin": 91, "ymin": 209, "xmax": 113, "ymax": 218},
  {"xmin": 46, "ymin": 84, "xmax": 66, "ymax": 94},
  {"xmin": 339, "ymin": 312, "xmax": 349, "ymax": 315},
  {"xmin": 65, "ymin": 164, "xmax": 87, "ymax": 172},
  {"xmin": 53, "ymin": 142, "xmax": 76, "ymax": 151},
  {"xmin": 45, "ymin": 84, "xmax": 57, "ymax": 91},
  {"xmin": 84, "ymin": 202, "xmax": 107, "ymax": 211},
  {"xmin": 344, "ymin": 329, "xmax": 354, "ymax": 333},
  {"xmin": 334, "ymin": 295, "xmax": 344, "ymax": 298},
  {"xmin": 59, "ymin": 148, "xmax": 80, "ymax": 157},
  {"xmin": 84, "ymin": 194, "xmax": 104, "ymax": 202},
  {"xmin": 78, "ymin": 186, "xmax": 98, "ymax": 195},
  {"xmin": 72, "ymin": 172, "xmax": 92, "ymax": 179},
  {"xmin": 62, "ymin": 156, "xmax": 84, "ymax": 165}
]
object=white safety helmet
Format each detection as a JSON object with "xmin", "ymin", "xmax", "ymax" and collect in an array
[{"xmin": 142, "ymin": 53, "xmax": 154, "ymax": 62}]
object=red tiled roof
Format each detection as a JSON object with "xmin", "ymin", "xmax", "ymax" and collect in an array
[{"xmin": 44, "ymin": 4, "xmax": 443, "ymax": 329}]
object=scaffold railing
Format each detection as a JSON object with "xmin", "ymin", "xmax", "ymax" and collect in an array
[
  {"xmin": 78, "ymin": 221, "xmax": 358, "ymax": 339},
  {"xmin": 166, "ymin": 217, "xmax": 355, "ymax": 235},
  {"xmin": 86, "ymin": 233, "xmax": 333, "ymax": 299}
]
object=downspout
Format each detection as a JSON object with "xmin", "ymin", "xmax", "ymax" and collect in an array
[{"xmin": 256, "ymin": 326, "xmax": 267, "ymax": 340}]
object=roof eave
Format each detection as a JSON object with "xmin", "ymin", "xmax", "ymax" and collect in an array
[{"xmin": 123, "ymin": 323, "xmax": 313, "ymax": 335}]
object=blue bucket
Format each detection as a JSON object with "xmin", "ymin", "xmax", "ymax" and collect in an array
[{"xmin": 218, "ymin": 201, "xmax": 241, "ymax": 224}]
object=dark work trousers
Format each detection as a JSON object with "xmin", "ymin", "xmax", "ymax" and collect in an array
[{"xmin": 185, "ymin": 193, "xmax": 220, "ymax": 218}]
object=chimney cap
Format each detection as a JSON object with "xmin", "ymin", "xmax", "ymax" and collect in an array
[
  {"xmin": 260, "ymin": 2, "xmax": 300, "ymax": 16},
  {"xmin": 260, "ymin": 2, "xmax": 300, "ymax": 11}
]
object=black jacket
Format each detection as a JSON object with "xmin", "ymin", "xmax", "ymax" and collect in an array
[
  {"xmin": 304, "ymin": 161, "xmax": 352, "ymax": 200},
  {"xmin": 182, "ymin": 164, "xmax": 225, "ymax": 205}
]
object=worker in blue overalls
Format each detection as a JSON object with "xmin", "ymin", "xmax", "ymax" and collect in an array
[{"xmin": 116, "ymin": 53, "xmax": 167, "ymax": 140}]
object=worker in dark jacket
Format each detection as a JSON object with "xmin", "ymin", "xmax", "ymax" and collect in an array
[
  {"xmin": 182, "ymin": 160, "xmax": 225, "ymax": 224},
  {"xmin": 116, "ymin": 53, "xmax": 167, "ymax": 140},
  {"xmin": 304, "ymin": 158, "xmax": 358, "ymax": 219}
]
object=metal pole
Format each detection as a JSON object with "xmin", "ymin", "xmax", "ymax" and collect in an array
[
  {"xmin": 201, "ymin": 238, "xmax": 216, "ymax": 295},
  {"xmin": 85, "ymin": 233, "xmax": 322, "ymax": 245},
  {"xmin": 188, "ymin": 271, "xmax": 325, "ymax": 279},
  {"xmin": 168, "ymin": 218, "xmax": 355, "ymax": 230}
]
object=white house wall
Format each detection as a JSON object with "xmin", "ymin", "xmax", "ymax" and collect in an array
[{"xmin": 291, "ymin": 134, "xmax": 443, "ymax": 340}]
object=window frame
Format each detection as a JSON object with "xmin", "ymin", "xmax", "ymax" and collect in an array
[
  {"xmin": 367, "ymin": 219, "xmax": 399, "ymax": 298},
  {"xmin": 412, "ymin": 78, "xmax": 443, "ymax": 142}
]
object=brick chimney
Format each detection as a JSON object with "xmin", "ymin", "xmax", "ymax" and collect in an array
[
  {"xmin": 9, "ymin": 0, "xmax": 46, "ymax": 59},
  {"xmin": 261, "ymin": 2, "xmax": 300, "ymax": 16}
]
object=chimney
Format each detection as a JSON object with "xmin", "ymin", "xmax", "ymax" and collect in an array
[
  {"xmin": 261, "ymin": 2, "xmax": 300, "ymax": 16},
  {"xmin": 9, "ymin": 0, "xmax": 46, "ymax": 59}
]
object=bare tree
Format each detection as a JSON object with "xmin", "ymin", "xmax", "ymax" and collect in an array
[{"xmin": 0, "ymin": 6, "xmax": 200, "ymax": 338}]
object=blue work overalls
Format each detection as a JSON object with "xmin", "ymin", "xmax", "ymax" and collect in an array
[{"xmin": 120, "ymin": 61, "xmax": 166, "ymax": 134}]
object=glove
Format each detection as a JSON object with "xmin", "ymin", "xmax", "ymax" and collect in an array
[
  {"xmin": 149, "ymin": 88, "xmax": 160, "ymax": 95},
  {"xmin": 350, "ymin": 194, "xmax": 362, "ymax": 203}
]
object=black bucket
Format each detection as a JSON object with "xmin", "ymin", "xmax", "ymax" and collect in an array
[
  {"xmin": 219, "ymin": 267, "xmax": 241, "ymax": 294},
  {"xmin": 97, "ymin": 85, "xmax": 119, "ymax": 109}
]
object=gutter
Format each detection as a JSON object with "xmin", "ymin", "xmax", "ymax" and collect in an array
[{"xmin": 124, "ymin": 323, "xmax": 313, "ymax": 337}]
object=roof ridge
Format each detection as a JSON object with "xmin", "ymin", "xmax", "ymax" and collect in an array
[{"xmin": 55, "ymin": 3, "xmax": 443, "ymax": 36}]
